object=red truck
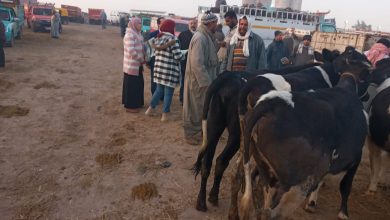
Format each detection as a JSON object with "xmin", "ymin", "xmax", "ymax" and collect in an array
[
  {"xmin": 26, "ymin": 3, "xmax": 54, "ymax": 32},
  {"xmin": 61, "ymin": 4, "xmax": 83, "ymax": 23},
  {"xmin": 88, "ymin": 8, "xmax": 103, "ymax": 25}
]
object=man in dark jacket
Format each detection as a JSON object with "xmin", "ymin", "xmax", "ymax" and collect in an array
[
  {"xmin": 0, "ymin": 21, "xmax": 5, "ymax": 68},
  {"xmin": 178, "ymin": 18, "xmax": 197, "ymax": 104},
  {"xmin": 266, "ymin": 30, "xmax": 290, "ymax": 70}
]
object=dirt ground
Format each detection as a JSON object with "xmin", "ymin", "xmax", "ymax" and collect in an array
[{"xmin": 1, "ymin": 23, "xmax": 390, "ymax": 220}]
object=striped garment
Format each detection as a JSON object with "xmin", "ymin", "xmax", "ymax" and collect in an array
[
  {"xmin": 153, "ymin": 33, "xmax": 183, "ymax": 88},
  {"xmin": 123, "ymin": 28, "xmax": 144, "ymax": 76},
  {"xmin": 232, "ymin": 40, "xmax": 248, "ymax": 71}
]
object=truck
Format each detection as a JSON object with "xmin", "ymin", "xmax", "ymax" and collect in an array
[
  {"xmin": 311, "ymin": 31, "xmax": 389, "ymax": 53},
  {"xmin": 61, "ymin": 4, "xmax": 83, "ymax": 23},
  {"xmin": 26, "ymin": 2, "xmax": 54, "ymax": 32},
  {"xmin": 57, "ymin": 7, "xmax": 68, "ymax": 24},
  {"xmin": 0, "ymin": 0, "xmax": 24, "ymax": 47},
  {"xmin": 88, "ymin": 8, "xmax": 103, "ymax": 25},
  {"xmin": 198, "ymin": 4, "xmax": 337, "ymax": 47}
]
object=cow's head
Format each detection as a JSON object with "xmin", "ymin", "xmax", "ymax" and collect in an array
[
  {"xmin": 333, "ymin": 46, "xmax": 372, "ymax": 100},
  {"xmin": 371, "ymin": 58, "xmax": 390, "ymax": 86},
  {"xmin": 314, "ymin": 49, "xmax": 340, "ymax": 63}
]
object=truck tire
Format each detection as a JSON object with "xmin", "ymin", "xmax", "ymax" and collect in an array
[{"xmin": 16, "ymin": 27, "xmax": 22, "ymax": 40}]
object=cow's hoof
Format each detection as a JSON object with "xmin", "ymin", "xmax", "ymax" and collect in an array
[
  {"xmin": 304, "ymin": 201, "xmax": 317, "ymax": 213},
  {"xmin": 208, "ymin": 195, "xmax": 219, "ymax": 206},
  {"xmin": 195, "ymin": 200, "xmax": 208, "ymax": 212},
  {"xmin": 337, "ymin": 211, "xmax": 349, "ymax": 220}
]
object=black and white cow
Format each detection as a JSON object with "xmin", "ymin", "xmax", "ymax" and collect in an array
[
  {"xmin": 366, "ymin": 58, "xmax": 390, "ymax": 193},
  {"xmin": 240, "ymin": 47, "xmax": 371, "ymax": 220},
  {"xmin": 192, "ymin": 63, "xmax": 320, "ymax": 212}
]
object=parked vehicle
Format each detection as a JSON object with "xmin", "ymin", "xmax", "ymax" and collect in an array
[
  {"xmin": 26, "ymin": 3, "xmax": 54, "ymax": 32},
  {"xmin": 61, "ymin": 4, "xmax": 83, "ymax": 23},
  {"xmin": 198, "ymin": 4, "xmax": 337, "ymax": 46},
  {"xmin": 88, "ymin": 8, "xmax": 103, "ymax": 25},
  {"xmin": 57, "ymin": 7, "xmax": 69, "ymax": 24},
  {"xmin": 0, "ymin": 0, "xmax": 24, "ymax": 47},
  {"xmin": 311, "ymin": 31, "xmax": 390, "ymax": 53}
]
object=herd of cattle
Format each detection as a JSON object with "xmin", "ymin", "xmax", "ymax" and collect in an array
[{"xmin": 191, "ymin": 47, "xmax": 390, "ymax": 219}]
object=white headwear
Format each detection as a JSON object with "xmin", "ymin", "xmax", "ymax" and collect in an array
[{"xmin": 230, "ymin": 16, "xmax": 251, "ymax": 57}]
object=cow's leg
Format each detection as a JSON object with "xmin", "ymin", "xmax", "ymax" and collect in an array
[
  {"xmin": 338, "ymin": 163, "xmax": 360, "ymax": 219},
  {"xmin": 195, "ymin": 116, "xmax": 225, "ymax": 212},
  {"xmin": 228, "ymin": 153, "xmax": 244, "ymax": 220},
  {"xmin": 209, "ymin": 120, "xmax": 241, "ymax": 206},
  {"xmin": 367, "ymin": 138, "xmax": 382, "ymax": 194},
  {"xmin": 378, "ymin": 151, "xmax": 390, "ymax": 189},
  {"xmin": 304, "ymin": 181, "xmax": 324, "ymax": 213}
]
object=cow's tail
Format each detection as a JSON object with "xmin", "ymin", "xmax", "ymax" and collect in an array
[
  {"xmin": 192, "ymin": 72, "xmax": 240, "ymax": 178},
  {"xmin": 240, "ymin": 97, "xmax": 291, "ymax": 219}
]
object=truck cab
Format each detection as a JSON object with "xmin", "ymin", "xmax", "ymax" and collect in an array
[
  {"xmin": 26, "ymin": 4, "xmax": 54, "ymax": 32},
  {"xmin": 0, "ymin": 1, "xmax": 24, "ymax": 47}
]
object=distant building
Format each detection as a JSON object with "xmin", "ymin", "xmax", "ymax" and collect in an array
[{"xmin": 275, "ymin": 0, "xmax": 302, "ymax": 11}]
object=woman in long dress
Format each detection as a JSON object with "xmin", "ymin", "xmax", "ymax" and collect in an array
[{"xmin": 122, "ymin": 17, "xmax": 145, "ymax": 113}]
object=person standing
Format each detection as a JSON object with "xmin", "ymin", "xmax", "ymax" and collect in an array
[
  {"xmin": 183, "ymin": 12, "xmax": 219, "ymax": 145},
  {"xmin": 119, "ymin": 14, "xmax": 129, "ymax": 38},
  {"xmin": 147, "ymin": 17, "xmax": 165, "ymax": 96},
  {"xmin": 122, "ymin": 17, "xmax": 145, "ymax": 113},
  {"xmin": 178, "ymin": 18, "xmax": 197, "ymax": 104},
  {"xmin": 0, "ymin": 21, "xmax": 5, "ymax": 68},
  {"xmin": 266, "ymin": 30, "xmax": 290, "ymax": 70},
  {"xmin": 50, "ymin": 10, "xmax": 61, "ymax": 39},
  {"xmin": 221, "ymin": 16, "xmax": 266, "ymax": 72},
  {"xmin": 292, "ymin": 35, "xmax": 315, "ymax": 66},
  {"xmin": 283, "ymin": 28, "xmax": 299, "ymax": 59},
  {"xmin": 217, "ymin": 10, "xmax": 238, "ymax": 62},
  {"xmin": 100, "ymin": 10, "xmax": 107, "ymax": 29},
  {"xmin": 145, "ymin": 19, "xmax": 183, "ymax": 122}
]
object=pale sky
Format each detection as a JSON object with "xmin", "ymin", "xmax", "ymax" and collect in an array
[{"xmin": 52, "ymin": 0, "xmax": 389, "ymax": 32}]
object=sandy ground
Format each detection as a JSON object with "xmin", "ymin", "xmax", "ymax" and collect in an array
[{"xmin": 0, "ymin": 23, "xmax": 390, "ymax": 220}]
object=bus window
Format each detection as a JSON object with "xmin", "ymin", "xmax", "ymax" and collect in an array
[
  {"xmin": 262, "ymin": 10, "xmax": 266, "ymax": 17},
  {"xmin": 251, "ymin": 9, "xmax": 256, "ymax": 16},
  {"xmin": 272, "ymin": 11, "xmax": 277, "ymax": 18},
  {"xmin": 302, "ymin": 14, "xmax": 307, "ymax": 22},
  {"xmin": 297, "ymin": 14, "xmax": 302, "ymax": 20},
  {"xmin": 288, "ymin": 13, "xmax": 292, "ymax": 19}
]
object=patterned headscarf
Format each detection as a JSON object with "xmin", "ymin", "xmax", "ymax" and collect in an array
[
  {"xmin": 201, "ymin": 11, "xmax": 218, "ymax": 25},
  {"xmin": 128, "ymin": 17, "xmax": 142, "ymax": 33}
]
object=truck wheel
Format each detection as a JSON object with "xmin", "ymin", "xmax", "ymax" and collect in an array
[{"xmin": 16, "ymin": 27, "xmax": 22, "ymax": 40}]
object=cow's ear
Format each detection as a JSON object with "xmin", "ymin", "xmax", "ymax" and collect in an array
[
  {"xmin": 322, "ymin": 48, "xmax": 333, "ymax": 62},
  {"xmin": 314, "ymin": 51, "xmax": 323, "ymax": 62}
]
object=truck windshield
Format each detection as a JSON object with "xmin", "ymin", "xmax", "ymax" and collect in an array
[
  {"xmin": 0, "ymin": 9, "xmax": 10, "ymax": 21},
  {"xmin": 321, "ymin": 24, "xmax": 337, "ymax": 33},
  {"xmin": 33, "ymin": 8, "xmax": 53, "ymax": 16}
]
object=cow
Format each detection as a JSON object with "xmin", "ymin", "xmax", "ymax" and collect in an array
[
  {"xmin": 239, "ymin": 47, "xmax": 371, "ymax": 220},
  {"xmin": 192, "ymin": 62, "xmax": 321, "ymax": 212},
  {"xmin": 366, "ymin": 58, "xmax": 390, "ymax": 193}
]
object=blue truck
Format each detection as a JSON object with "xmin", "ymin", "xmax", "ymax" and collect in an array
[{"xmin": 0, "ymin": 0, "xmax": 24, "ymax": 47}]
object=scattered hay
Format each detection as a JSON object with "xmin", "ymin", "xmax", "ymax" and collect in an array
[
  {"xmin": 95, "ymin": 153, "xmax": 123, "ymax": 168},
  {"xmin": 33, "ymin": 81, "xmax": 59, "ymax": 90},
  {"xmin": 15, "ymin": 194, "xmax": 56, "ymax": 220},
  {"xmin": 0, "ymin": 105, "xmax": 29, "ymax": 118},
  {"xmin": 131, "ymin": 182, "xmax": 158, "ymax": 201},
  {"xmin": 79, "ymin": 175, "xmax": 94, "ymax": 190}
]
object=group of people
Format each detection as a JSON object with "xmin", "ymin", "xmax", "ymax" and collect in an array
[{"xmin": 122, "ymin": 10, "xmax": 390, "ymax": 145}]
